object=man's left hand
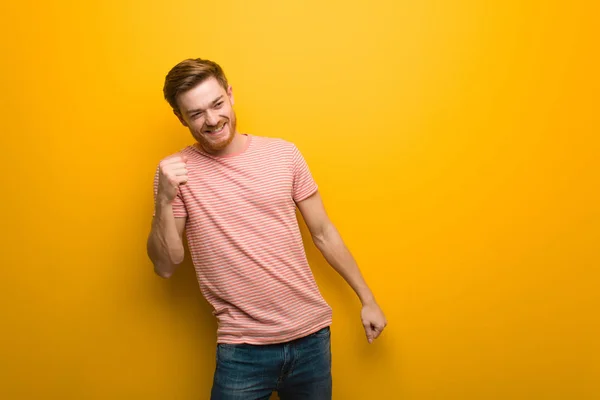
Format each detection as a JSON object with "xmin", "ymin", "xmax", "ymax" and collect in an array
[{"xmin": 361, "ymin": 302, "xmax": 387, "ymax": 343}]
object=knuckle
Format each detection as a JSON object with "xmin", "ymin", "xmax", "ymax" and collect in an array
[{"xmin": 160, "ymin": 155, "xmax": 180, "ymax": 166}]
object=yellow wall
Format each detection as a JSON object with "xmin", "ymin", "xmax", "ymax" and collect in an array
[{"xmin": 1, "ymin": 1, "xmax": 598, "ymax": 399}]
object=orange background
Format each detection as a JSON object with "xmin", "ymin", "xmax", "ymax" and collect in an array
[{"xmin": 1, "ymin": 1, "xmax": 598, "ymax": 399}]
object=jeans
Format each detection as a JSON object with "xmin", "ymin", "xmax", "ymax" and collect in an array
[{"xmin": 210, "ymin": 326, "xmax": 332, "ymax": 399}]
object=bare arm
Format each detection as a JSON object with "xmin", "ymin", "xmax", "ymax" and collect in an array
[
  {"xmin": 297, "ymin": 191, "xmax": 387, "ymax": 342},
  {"xmin": 147, "ymin": 153, "xmax": 189, "ymax": 278},
  {"xmin": 147, "ymin": 203, "xmax": 186, "ymax": 278},
  {"xmin": 297, "ymin": 191, "xmax": 374, "ymax": 304}
]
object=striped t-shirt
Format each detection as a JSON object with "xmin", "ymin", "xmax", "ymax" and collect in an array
[{"xmin": 153, "ymin": 134, "xmax": 333, "ymax": 344}]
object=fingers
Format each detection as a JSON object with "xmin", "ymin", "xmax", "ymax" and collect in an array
[
  {"xmin": 172, "ymin": 166, "xmax": 188, "ymax": 176},
  {"xmin": 174, "ymin": 175, "xmax": 188, "ymax": 184},
  {"xmin": 169, "ymin": 162, "xmax": 187, "ymax": 170},
  {"xmin": 364, "ymin": 322, "xmax": 387, "ymax": 343},
  {"xmin": 156, "ymin": 154, "xmax": 189, "ymax": 201},
  {"xmin": 160, "ymin": 155, "xmax": 188, "ymax": 171},
  {"xmin": 160, "ymin": 155, "xmax": 189, "ymax": 183},
  {"xmin": 162, "ymin": 154, "xmax": 187, "ymax": 164},
  {"xmin": 164, "ymin": 167, "xmax": 188, "ymax": 182},
  {"xmin": 364, "ymin": 323, "xmax": 375, "ymax": 343},
  {"xmin": 372, "ymin": 324, "xmax": 384, "ymax": 339}
]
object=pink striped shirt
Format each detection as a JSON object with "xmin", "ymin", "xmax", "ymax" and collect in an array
[{"xmin": 153, "ymin": 134, "xmax": 332, "ymax": 344}]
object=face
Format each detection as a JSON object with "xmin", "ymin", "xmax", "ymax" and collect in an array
[{"xmin": 175, "ymin": 77, "xmax": 237, "ymax": 154}]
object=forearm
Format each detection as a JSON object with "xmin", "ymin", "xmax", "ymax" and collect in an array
[
  {"xmin": 147, "ymin": 202, "xmax": 184, "ymax": 278},
  {"xmin": 313, "ymin": 223, "xmax": 376, "ymax": 306}
]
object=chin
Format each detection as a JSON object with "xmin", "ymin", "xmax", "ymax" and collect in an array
[{"xmin": 198, "ymin": 131, "xmax": 235, "ymax": 153}]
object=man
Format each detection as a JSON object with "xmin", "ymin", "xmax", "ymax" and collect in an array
[{"xmin": 147, "ymin": 58, "xmax": 387, "ymax": 399}]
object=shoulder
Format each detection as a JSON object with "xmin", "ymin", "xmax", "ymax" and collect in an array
[
  {"xmin": 250, "ymin": 134, "xmax": 296, "ymax": 150},
  {"xmin": 247, "ymin": 135, "xmax": 302, "ymax": 161}
]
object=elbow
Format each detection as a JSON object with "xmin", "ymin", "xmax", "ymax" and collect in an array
[
  {"xmin": 153, "ymin": 255, "xmax": 181, "ymax": 279},
  {"xmin": 312, "ymin": 230, "xmax": 332, "ymax": 253},
  {"xmin": 154, "ymin": 265, "xmax": 174, "ymax": 279},
  {"xmin": 169, "ymin": 247, "xmax": 185, "ymax": 265},
  {"xmin": 312, "ymin": 232, "xmax": 326, "ymax": 249},
  {"xmin": 149, "ymin": 248, "xmax": 184, "ymax": 279},
  {"xmin": 311, "ymin": 221, "xmax": 336, "ymax": 249}
]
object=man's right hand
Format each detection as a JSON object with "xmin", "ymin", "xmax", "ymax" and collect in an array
[{"xmin": 157, "ymin": 154, "xmax": 188, "ymax": 204}]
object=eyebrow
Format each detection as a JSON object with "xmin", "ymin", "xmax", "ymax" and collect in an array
[{"xmin": 186, "ymin": 96, "xmax": 224, "ymax": 115}]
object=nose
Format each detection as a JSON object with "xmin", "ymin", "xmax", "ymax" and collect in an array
[{"xmin": 204, "ymin": 110, "xmax": 219, "ymax": 126}]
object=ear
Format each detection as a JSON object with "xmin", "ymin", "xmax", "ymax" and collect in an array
[
  {"xmin": 227, "ymin": 85, "xmax": 234, "ymax": 106},
  {"xmin": 173, "ymin": 110, "xmax": 188, "ymax": 127}
]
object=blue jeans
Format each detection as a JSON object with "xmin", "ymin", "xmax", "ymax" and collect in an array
[{"xmin": 210, "ymin": 326, "xmax": 332, "ymax": 399}]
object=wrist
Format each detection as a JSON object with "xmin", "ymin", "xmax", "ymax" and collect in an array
[{"xmin": 359, "ymin": 290, "xmax": 376, "ymax": 307}]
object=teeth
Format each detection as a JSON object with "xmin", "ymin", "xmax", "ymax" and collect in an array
[{"xmin": 207, "ymin": 124, "xmax": 224, "ymax": 133}]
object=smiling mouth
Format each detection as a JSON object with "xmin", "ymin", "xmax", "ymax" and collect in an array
[{"xmin": 204, "ymin": 122, "xmax": 226, "ymax": 135}]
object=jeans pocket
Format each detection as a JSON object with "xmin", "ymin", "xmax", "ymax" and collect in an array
[{"xmin": 216, "ymin": 343, "xmax": 237, "ymax": 363}]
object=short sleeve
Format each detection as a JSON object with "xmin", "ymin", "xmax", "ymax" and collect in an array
[
  {"xmin": 291, "ymin": 144, "xmax": 318, "ymax": 203},
  {"xmin": 152, "ymin": 165, "xmax": 188, "ymax": 218}
]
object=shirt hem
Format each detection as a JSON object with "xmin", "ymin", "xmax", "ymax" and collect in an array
[{"xmin": 216, "ymin": 318, "xmax": 333, "ymax": 345}]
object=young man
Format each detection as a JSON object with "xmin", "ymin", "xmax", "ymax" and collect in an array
[{"xmin": 147, "ymin": 58, "xmax": 387, "ymax": 399}]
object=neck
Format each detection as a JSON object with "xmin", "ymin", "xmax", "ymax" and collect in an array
[{"xmin": 203, "ymin": 131, "xmax": 247, "ymax": 157}]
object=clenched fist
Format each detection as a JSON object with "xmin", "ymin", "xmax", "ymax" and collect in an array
[{"xmin": 157, "ymin": 154, "xmax": 188, "ymax": 204}]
